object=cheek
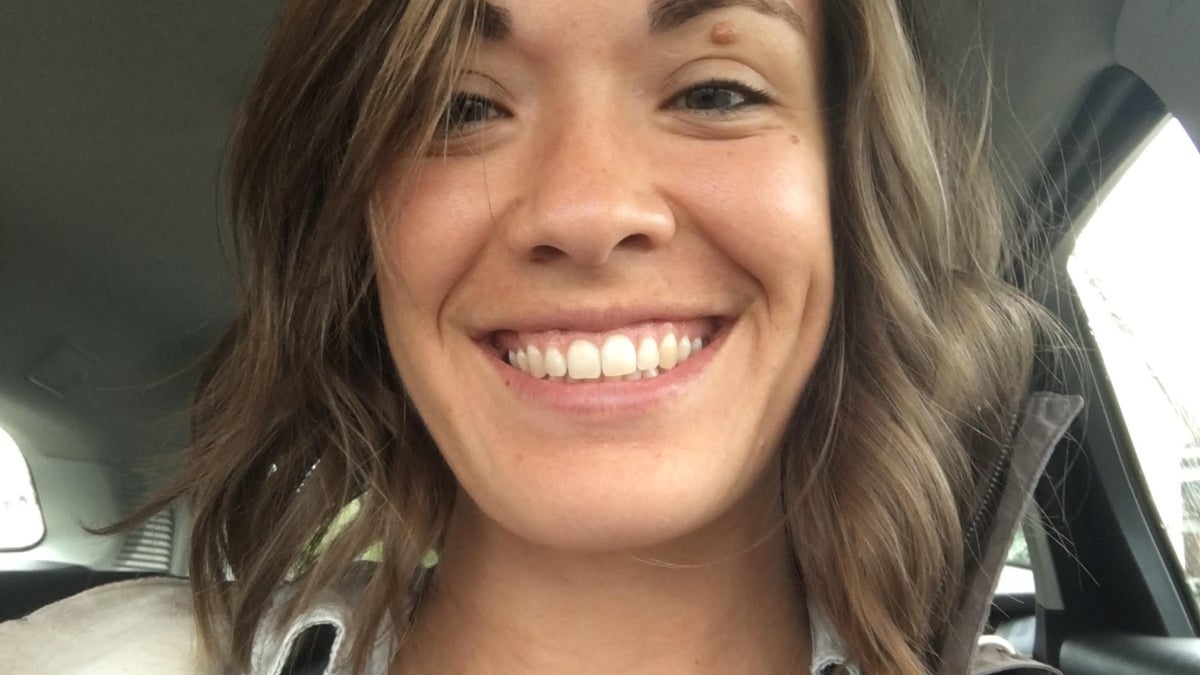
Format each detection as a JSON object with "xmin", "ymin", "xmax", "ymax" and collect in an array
[
  {"xmin": 669, "ymin": 140, "xmax": 833, "ymax": 300},
  {"xmin": 374, "ymin": 163, "xmax": 495, "ymax": 313}
]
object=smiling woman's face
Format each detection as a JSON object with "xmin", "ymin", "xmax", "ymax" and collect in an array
[{"xmin": 373, "ymin": 0, "xmax": 833, "ymax": 554}]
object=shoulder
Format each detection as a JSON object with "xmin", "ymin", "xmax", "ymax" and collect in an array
[{"xmin": 0, "ymin": 576, "xmax": 213, "ymax": 674}]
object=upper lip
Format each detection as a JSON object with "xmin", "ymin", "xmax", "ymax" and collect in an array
[{"xmin": 468, "ymin": 305, "xmax": 732, "ymax": 338}]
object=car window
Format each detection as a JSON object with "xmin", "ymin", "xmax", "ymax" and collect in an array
[
  {"xmin": 0, "ymin": 425, "xmax": 46, "ymax": 550},
  {"xmin": 1067, "ymin": 116, "xmax": 1200, "ymax": 608},
  {"xmin": 998, "ymin": 528, "xmax": 1035, "ymax": 596}
]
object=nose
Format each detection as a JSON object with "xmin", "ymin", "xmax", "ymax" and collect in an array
[{"xmin": 505, "ymin": 105, "xmax": 675, "ymax": 267}]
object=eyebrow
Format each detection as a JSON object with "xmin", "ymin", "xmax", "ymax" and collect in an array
[
  {"xmin": 473, "ymin": 0, "xmax": 806, "ymax": 42},
  {"xmin": 648, "ymin": 0, "xmax": 807, "ymax": 36}
]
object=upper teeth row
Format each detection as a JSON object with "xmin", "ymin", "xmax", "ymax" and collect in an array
[{"xmin": 506, "ymin": 333, "xmax": 704, "ymax": 382}]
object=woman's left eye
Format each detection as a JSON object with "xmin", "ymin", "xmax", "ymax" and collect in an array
[
  {"xmin": 667, "ymin": 80, "xmax": 773, "ymax": 115},
  {"xmin": 437, "ymin": 93, "xmax": 507, "ymax": 135}
]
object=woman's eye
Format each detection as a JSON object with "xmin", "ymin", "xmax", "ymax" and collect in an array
[
  {"xmin": 669, "ymin": 80, "xmax": 772, "ymax": 115},
  {"xmin": 437, "ymin": 93, "xmax": 505, "ymax": 134}
]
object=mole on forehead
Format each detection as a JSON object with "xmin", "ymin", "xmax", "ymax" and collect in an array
[{"xmin": 709, "ymin": 20, "xmax": 738, "ymax": 44}]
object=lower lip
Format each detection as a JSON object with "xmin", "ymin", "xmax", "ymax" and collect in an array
[{"xmin": 480, "ymin": 327, "xmax": 729, "ymax": 417}]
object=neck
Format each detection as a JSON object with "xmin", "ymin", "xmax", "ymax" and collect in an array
[{"xmin": 392, "ymin": 496, "xmax": 809, "ymax": 674}]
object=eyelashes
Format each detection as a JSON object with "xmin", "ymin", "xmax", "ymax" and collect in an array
[
  {"xmin": 664, "ymin": 78, "xmax": 773, "ymax": 116},
  {"xmin": 434, "ymin": 78, "xmax": 776, "ymax": 138},
  {"xmin": 437, "ymin": 93, "xmax": 505, "ymax": 134}
]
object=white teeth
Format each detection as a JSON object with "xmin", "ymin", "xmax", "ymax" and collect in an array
[
  {"xmin": 527, "ymin": 345, "xmax": 547, "ymax": 378},
  {"xmin": 600, "ymin": 335, "xmax": 637, "ymax": 377},
  {"xmin": 544, "ymin": 346, "xmax": 567, "ymax": 377},
  {"xmin": 503, "ymin": 330, "xmax": 709, "ymax": 381},
  {"xmin": 658, "ymin": 334, "xmax": 679, "ymax": 370},
  {"xmin": 566, "ymin": 340, "xmax": 602, "ymax": 380},
  {"xmin": 637, "ymin": 337, "xmax": 659, "ymax": 371}
]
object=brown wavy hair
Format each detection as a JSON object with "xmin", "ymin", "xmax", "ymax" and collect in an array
[{"xmin": 113, "ymin": 0, "xmax": 1047, "ymax": 672}]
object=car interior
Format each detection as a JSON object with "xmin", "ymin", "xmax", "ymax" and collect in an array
[{"xmin": 1, "ymin": 1, "xmax": 1198, "ymax": 672}]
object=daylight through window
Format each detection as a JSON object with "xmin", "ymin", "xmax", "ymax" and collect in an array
[
  {"xmin": 0, "ymin": 425, "xmax": 46, "ymax": 550},
  {"xmin": 1068, "ymin": 116, "xmax": 1200, "ymax": 606}
]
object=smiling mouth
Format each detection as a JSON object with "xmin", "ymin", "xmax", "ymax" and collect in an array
[{"xmin": 487, "ymin": 318, "xmax": 723, "ymax": 383}]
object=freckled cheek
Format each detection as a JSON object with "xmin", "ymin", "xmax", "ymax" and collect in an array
[
  {"xmin": 376, "ymin": 167, "xmax": 496, "ymax": 311},
  {"xmin": 674, "ymin": 147, "xmax": 833, "ymax": 297}
]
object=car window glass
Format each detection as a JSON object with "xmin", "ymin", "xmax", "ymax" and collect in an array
[
  {"xmin": 0, "ymin": 426, "xmax": 46, "ymax": 550},
  {"xmin": 1067, "ymin": 116, "xmax": 1200, "ymax": 608},
  {"xmin": 998, "ymin": 528, "xmax": 1035, "ymax": 595}
]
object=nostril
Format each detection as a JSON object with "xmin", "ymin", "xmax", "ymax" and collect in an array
[
  {"xmin": 530, "ymin": 244, "xmax": 564, "ymax": 262},
  {"xmin": 617, "ymin": 233, "xmax": 651, "ymax": 250}
]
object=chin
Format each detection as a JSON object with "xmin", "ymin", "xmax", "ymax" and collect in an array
[{"xmin": 454, "ymin": 439, "xmax": 780, "ymax": 557}]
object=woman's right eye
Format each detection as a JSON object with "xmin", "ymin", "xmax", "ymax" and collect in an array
[{"xmin": 437, "ymin": 93, "xmax": 506, "ymax": 134}]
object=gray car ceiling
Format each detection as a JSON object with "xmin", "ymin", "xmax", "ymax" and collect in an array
[
  {"xmin": 1, "ymin": 2, "xmax": 274, "ymax": 466},
  {"xmin": 0, "ymin": 0, "xmax": 1137, "ymax": 466}
]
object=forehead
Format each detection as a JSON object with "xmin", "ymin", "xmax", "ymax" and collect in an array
[{"xmin": 476, "ymin": 0, "xmax": 815, "ymax": 43}]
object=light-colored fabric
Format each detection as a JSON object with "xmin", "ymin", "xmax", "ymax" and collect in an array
[
  {"xmin": 971, "ymin": 641, "xmax": 1062, "ymax": 675},
  {"xmin": 249, "ymin": 569, "xmax": 394, "ymax": 675},
  {"xmin": 0, "ymin": 576, "xmax": 210, "ymax": 674},
  {"xmin": 0, "ymin": 575, "xmax": 857, "ymax": 674},
  {"xmin": 808, "ymin": 604, "xmax": 858, "ymax": 674}
]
